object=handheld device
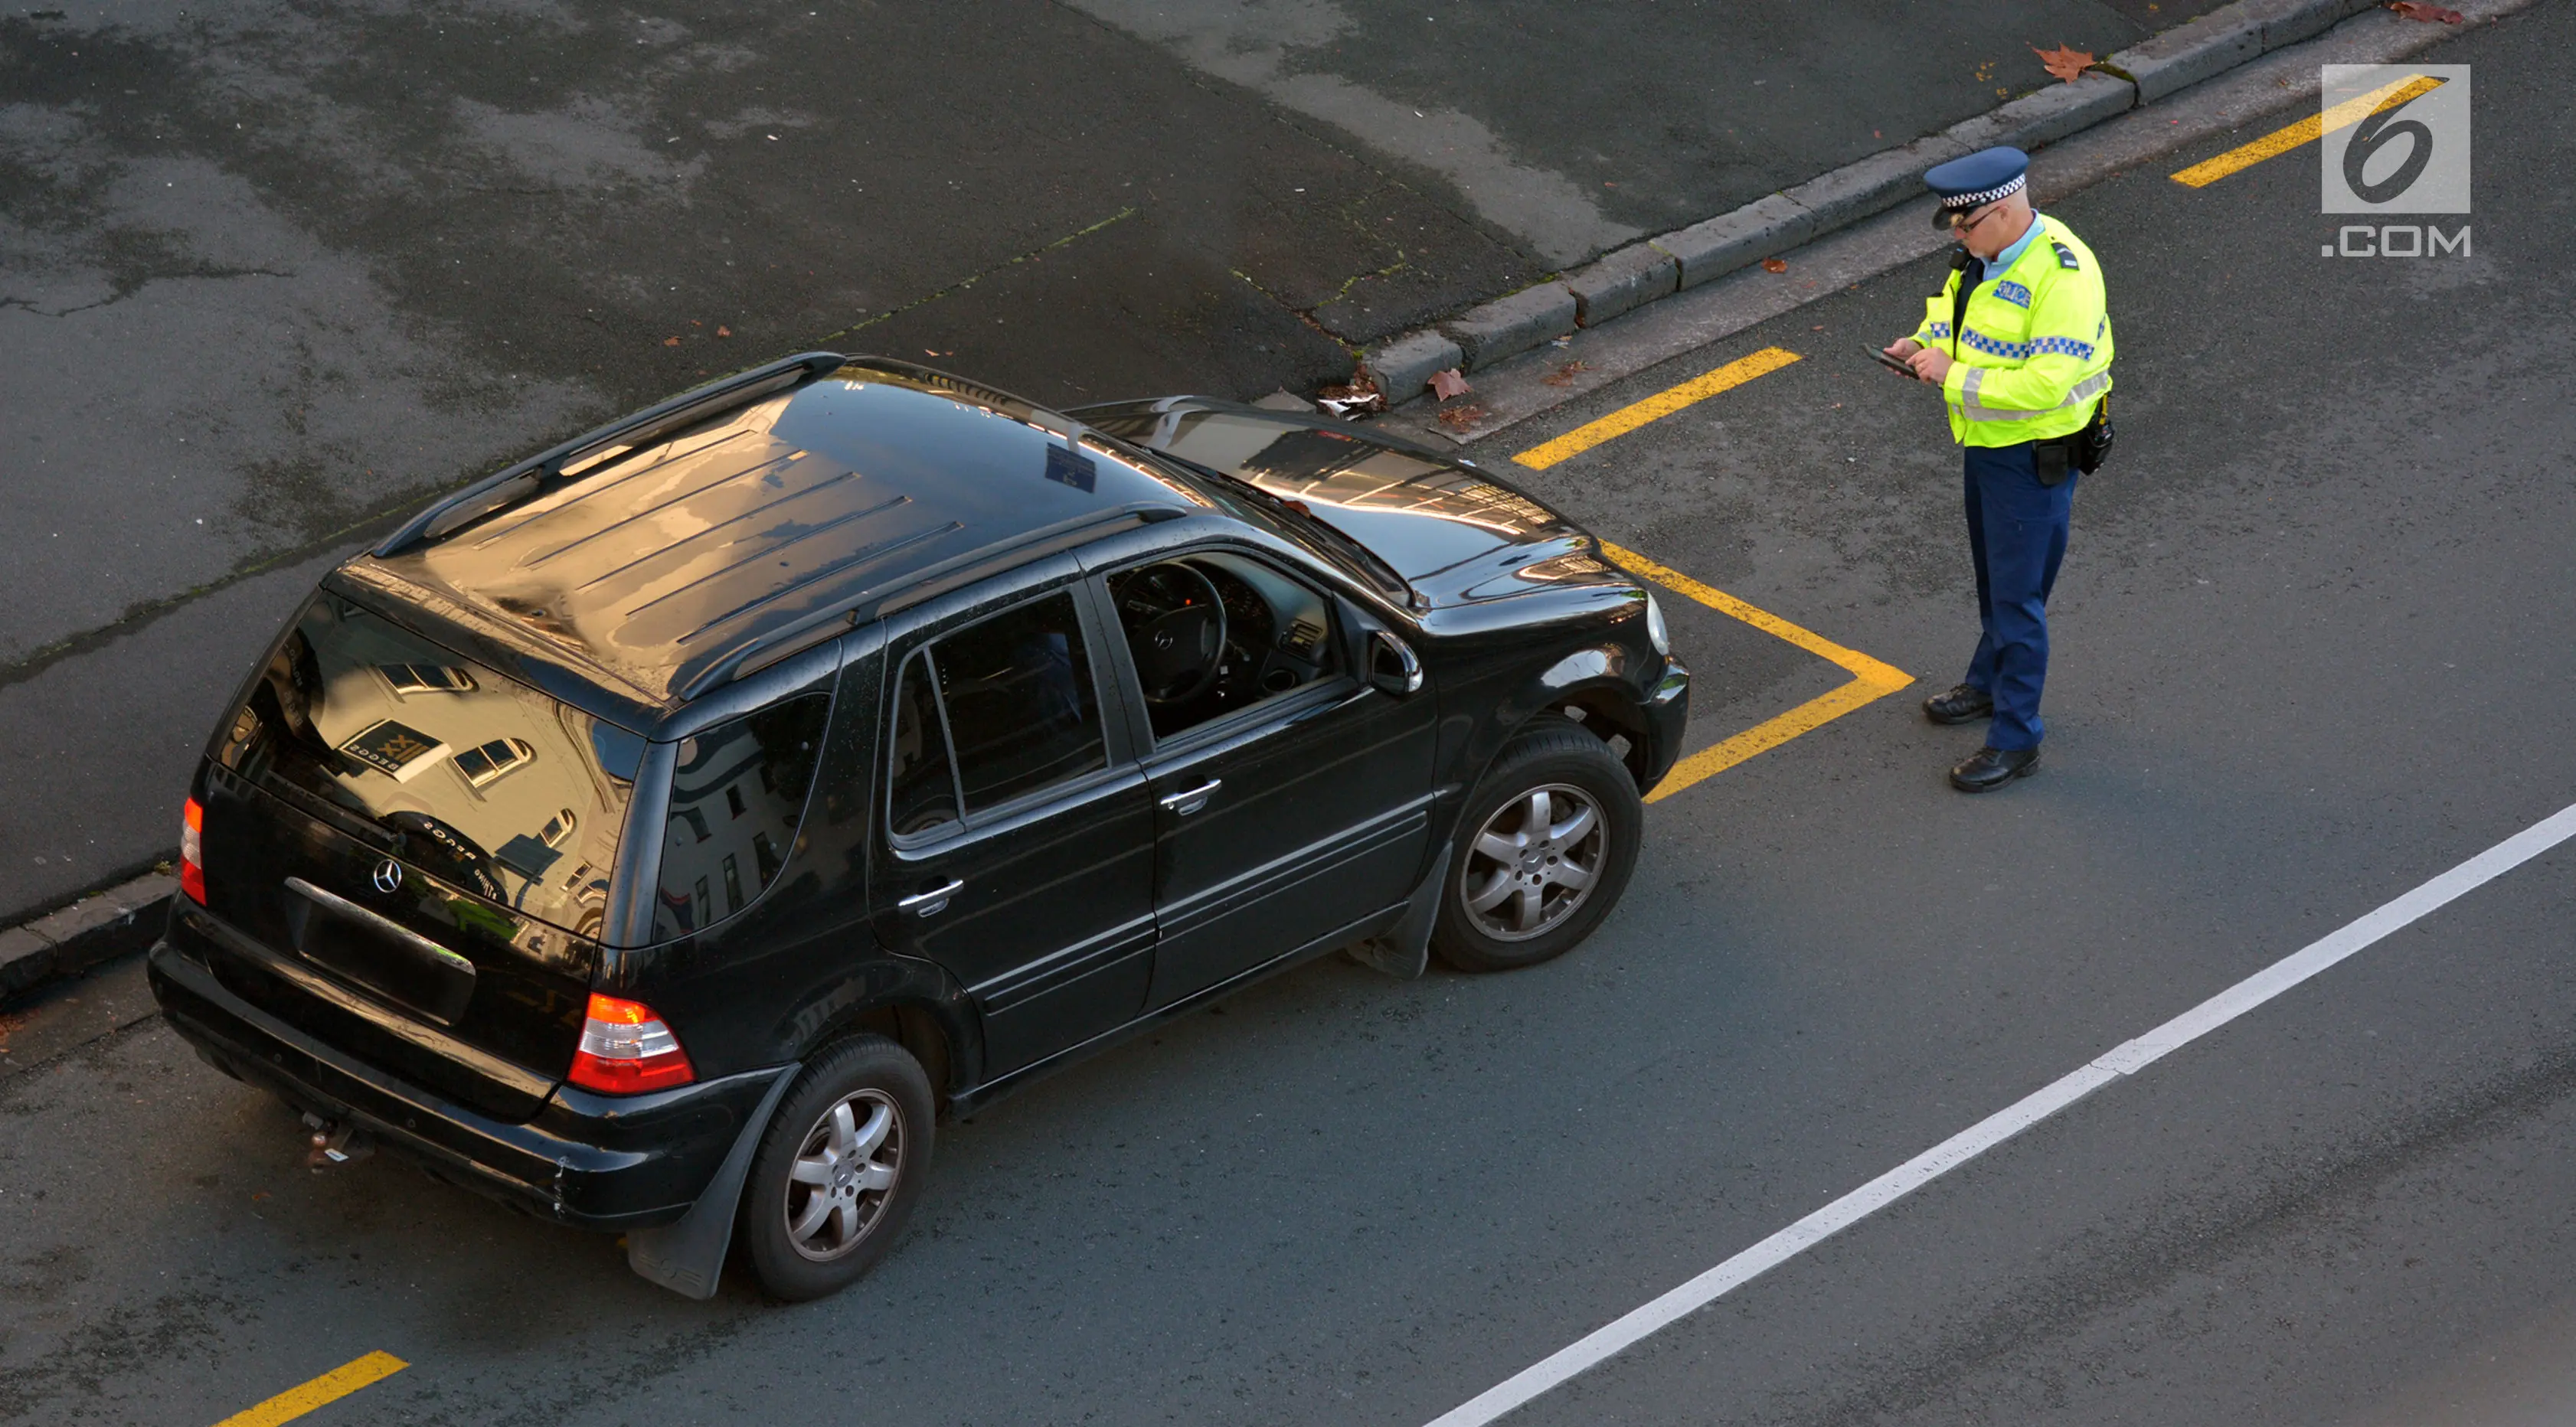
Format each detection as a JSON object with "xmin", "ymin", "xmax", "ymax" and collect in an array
[{"xmin": 1866, "ymin": 343, "xmax": 1920, "ymax": 378}]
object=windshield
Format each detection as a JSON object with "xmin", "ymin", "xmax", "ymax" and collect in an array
[
  {"xmin": 217, "ymin": 592, "xmax": 642, "ymax": 937},
  {"xmin": 1085, "ymin": 426, "xmax": 1415, "ymax": 605}
]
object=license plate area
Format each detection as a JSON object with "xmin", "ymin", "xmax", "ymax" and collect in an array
[{"xmin": 285, "ymin": 877, "xmax": 477, "ymax": 1027}]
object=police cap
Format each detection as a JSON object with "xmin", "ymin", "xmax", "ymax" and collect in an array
[{"xmin": 1924, "ymin": 146, "xmax": 2028, "ymax": 228}]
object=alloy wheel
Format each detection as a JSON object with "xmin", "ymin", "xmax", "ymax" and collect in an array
[
  {"xmin": 1459, "ymin": 782, "xmax": 1606, "ymax": 942},
  {"xmin": 783, "ymin": 1088, "xmax": 904, "ymax": 1262}
]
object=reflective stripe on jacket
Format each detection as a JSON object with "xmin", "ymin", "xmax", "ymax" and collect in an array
[{"xmin": 1907, "ymin": 214, "xmax": 2114, "ymax": 446}]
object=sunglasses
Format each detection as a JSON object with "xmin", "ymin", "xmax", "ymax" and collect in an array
[{"xmin": 1937, "ymin": 201, "xmax": 2006, "ymax": 233}]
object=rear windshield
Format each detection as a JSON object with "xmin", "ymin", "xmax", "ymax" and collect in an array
[{"xmin": 218, "ymin": 593, "xmax": 644, "ymax": 936}]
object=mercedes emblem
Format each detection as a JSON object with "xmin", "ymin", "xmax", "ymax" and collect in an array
[{"xmin": 371, "ymin": 860, "xmax": 404, "ymax": 895}]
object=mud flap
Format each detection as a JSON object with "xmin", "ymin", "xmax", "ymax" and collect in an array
[
  {"xmin": 626, "ymin": 1066, "xmax": 798, "ymax": 1300},
  {"xmin": 1346, "ymin": 840, "xmax": 1449, "ymax": 980}
]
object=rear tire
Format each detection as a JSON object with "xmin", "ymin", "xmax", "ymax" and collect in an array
[
  {"xmin": 1431, "ymin": 717, "xmax": 1643, "ymax": 973},
  {"xmin": 736, "ymin": 1034, "xmax": 934, "ymax": 1301}
]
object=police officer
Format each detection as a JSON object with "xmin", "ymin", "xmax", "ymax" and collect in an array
[{"xmin": 1883, "ymin": 146, "xmax": 2113, "ymax": 792}]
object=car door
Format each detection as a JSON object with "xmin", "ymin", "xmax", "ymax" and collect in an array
[
  {"xmin": 866, "ymin": 572, "xmax": 1157, "ymax": 1078},
  {"xmin": 1096, "ymin": 544, "xmax": 1438, "ymax": 1010}
]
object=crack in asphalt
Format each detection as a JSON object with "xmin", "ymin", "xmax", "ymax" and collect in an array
[
  {"xmin": 0, "ymin": 266, "xmax": 299, "ymax": 318},
  {"xmin": 0, "ymin": 490, "xmax": 427, "ymax": 694},
  {"xmin": 816, "ymin": 205, "xmax": 1141, "ymax": 341}
]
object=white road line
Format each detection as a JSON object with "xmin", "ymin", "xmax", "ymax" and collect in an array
[{"xmin": 1424, "ymin": 801, "xmax": 2576, "ymax": 1427}]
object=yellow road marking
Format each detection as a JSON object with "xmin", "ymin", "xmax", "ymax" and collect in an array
[
  {"xmin": 1512, "ymin": 348, "xmax": 1802, "ymax": 471},
  {"xmin": 2169, "ymin": 73, "xmax": 2444, "ymax": 188},
  {"xmin": 211, "ymin": 1352, "xmax": 408, "ymax": 1427},
  {"xmin": 1602, "ymin": 541, "xmax": 1912, "ymax": 804}
]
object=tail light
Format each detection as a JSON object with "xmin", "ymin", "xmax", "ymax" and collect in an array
[
  {"xmin": 567, "ymin": 993, "xmax": 695, "ymax": 1094},
  {"xmin": 179, "ymin": 797, "xmax": 207, "ymax": 904}
]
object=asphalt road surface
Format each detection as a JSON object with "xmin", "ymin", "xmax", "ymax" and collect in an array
[
  {"xmin": 0, "ymin": 0, "xmax": 2228, "ymax": 919},
  {"xmin": 6, "ymin": 5, "xmax": 2574, "ymax": 1425}
]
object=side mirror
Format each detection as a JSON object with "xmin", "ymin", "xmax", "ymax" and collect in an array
[{"xmin": 1368, "ymin": 630, "xmax": 1424, "ymax": 696}]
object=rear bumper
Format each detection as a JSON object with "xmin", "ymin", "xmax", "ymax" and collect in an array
[
  {"xmin": 149, "ymin": 936, "xmax": 783, "ymax": 1233},
  {"xmin": 1639, "ymin": 653, "xmax": 1691, "ymax": 793}
]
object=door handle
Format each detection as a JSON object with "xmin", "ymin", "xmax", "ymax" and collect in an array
[
  {"xmin": 1159, "ymin": 779, "xmax": 1223, "ymax": 815},
  {"xmin": 898, "ymin": 878, "xmax": 964, "ymax": 917}
]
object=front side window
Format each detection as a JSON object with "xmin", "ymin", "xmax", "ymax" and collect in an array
[
  {"xmin": 884, "ymin": 590, "xmax": 1107, "ymax": 839},
  {"xmin": 1106, "ymin": 550, "xmax": 1342, "ymax": 743},
  {"xmin": 651, "ymin": 694, "xmax": 830, "ymax": 938}
]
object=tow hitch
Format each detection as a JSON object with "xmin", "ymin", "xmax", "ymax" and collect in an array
[{"xmin": 302, "ymin": 1112, "xmax": 375, "ymax": 1169}]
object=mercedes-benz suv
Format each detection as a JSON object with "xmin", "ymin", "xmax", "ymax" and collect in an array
[{"xmin": 147, "ymin": 353, "xmax": 1691, "ymax": 1301}]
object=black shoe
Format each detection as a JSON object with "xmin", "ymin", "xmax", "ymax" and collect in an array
[
  {"xmin": 1922, "ymin": 683, "xmax": 1994, "ymax": 725},
  {"xmin": 1950, "ymin": 745, "xmax": 2040, "ymax": 792}
]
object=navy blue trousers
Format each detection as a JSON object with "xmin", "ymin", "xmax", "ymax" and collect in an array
[{"xmin": 1961, "ymin": 442, "xmax": 2076, "ymax": 750}]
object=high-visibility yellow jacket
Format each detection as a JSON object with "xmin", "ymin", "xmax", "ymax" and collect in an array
[{"xmin": 1908, "ymin": 214, "xmax": 2114, "ymax": 446}]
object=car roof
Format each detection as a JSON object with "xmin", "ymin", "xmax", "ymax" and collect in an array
[{"xmin": 345, "ymin": 358, "xmax": 1209, "ymax": 716}]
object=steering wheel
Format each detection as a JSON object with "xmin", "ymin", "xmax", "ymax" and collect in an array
[{"xmin": 1117, "ymin": 562, "xmax": 1229, "ymax": 706}]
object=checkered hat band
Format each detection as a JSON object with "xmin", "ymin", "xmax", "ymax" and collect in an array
[{"xmin": 1941, "ymin": 173, "xmax": 2026, "ymax": 209}]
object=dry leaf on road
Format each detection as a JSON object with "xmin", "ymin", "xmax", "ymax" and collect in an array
[
  {"xmin": 1429, "ymin": 367, "xmax": 1473, "ymax": 401},
  {"xmin": 1542, "ymin": 361, "xmax": 1590, "ymax": 387},
  {"xmin": 2031, "ymin": 44, "xmax": 2095, "ymax": 83},
  {"xmin": 662, "ymin": 336, "xmax": 682, "ymax": 347},
  {"xmin": 1761, "ymin": 257, "xmax": 1788, "ymax": 273},
  {"xmin": 1435, "ymin": 403, "xmax": 1489, "ymax": 431},
  {"xmin": 716, "ymin": 325, "xmax": 733, "ymax": 338},
  {"xmin": 2387, "ymin": 1, "xmax": 2463, "ymax": 19}
]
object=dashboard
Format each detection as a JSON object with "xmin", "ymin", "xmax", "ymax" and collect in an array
[{"xmin": 1113, "ymin": 552, "xmax": 1339, "ymax": 736}]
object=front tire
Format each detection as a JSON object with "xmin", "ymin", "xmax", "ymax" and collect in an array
[
  {"xmin": 736, "ymin": 1035, "xmax": 935, "ymax": 1301},
  {"xmin": 1431, "ymin": 718, "xmax": 1643, "ymax": 972}
]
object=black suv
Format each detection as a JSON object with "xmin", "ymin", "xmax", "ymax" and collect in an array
[{"xmin": 148, "ymin": 354, "xmax": 1691, "ymax": 1301}]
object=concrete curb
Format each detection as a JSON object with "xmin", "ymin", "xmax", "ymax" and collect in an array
[
  {"xmin": 0, "ymin": 871, "xmax": 176, "ymax": 1004},
  {"xmin": 1361, "ymin": 0, "xmax": 2386, "ymax": 407}
]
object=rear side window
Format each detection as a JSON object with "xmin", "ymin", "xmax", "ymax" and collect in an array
[
  {"xmin": 217, "ymin": 593, "xmax": 641, "ymax": 936},
  {"xmin": 887, "ymin": 591, "xmax": 1107, "ymax": 838},
  {"xmin": 652, "ymin": 694, "xmax": 830, "ymax": 939}
]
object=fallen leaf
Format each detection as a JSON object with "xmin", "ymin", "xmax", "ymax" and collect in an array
[
  {"xmin": 2031, "ymin": 43, "xmax": 2096, "ymax": 84},
  {"xmin": 716, "ymin": 325, "xmax": 732, "ymax": 338},
  {"xmin": 689, "ymin": 318, "xmax": 702, "ymax": 326},
  {"xmin": 2387, "ymin": 1, "xmax": 2462, "ymax": 18},
  {"xmin": 662, "ymin": 336, "xmax": 681, "ymax": 347},
  {"xmin": 1436, "ymin": 403, "xmax": 1489, "ymax": 431},
  {"xmin": 1542, "ymin": 361, "xmax": 1590, "ymax": 387},
  {"xmin": 1761, "ymin": 257, "xmax": 1788, "ymax": 273},
  {"xmin": 1429, "ymin": 367, "xmax": 1473, "ymax": 401}
]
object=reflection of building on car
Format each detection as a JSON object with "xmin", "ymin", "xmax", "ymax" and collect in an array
[
  {"xmin": 149, "ymin": 353, "xmax": 1689, "ymax": 1308},
  {"xmin": 652, "ymin": 699, "xmax": 827, "ymax": 937},
  {"xmin": 227, "ymin": 595, "xmax": 634, "ymax": 929}
]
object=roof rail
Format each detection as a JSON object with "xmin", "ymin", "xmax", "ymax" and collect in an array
[
  {"xmin": 678, "ymin": 503, "xmax": 1190, "ymax": 700},
  {"xmin": 374, "ymin": 351, "xmax": 851, "ymax": 557}
]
